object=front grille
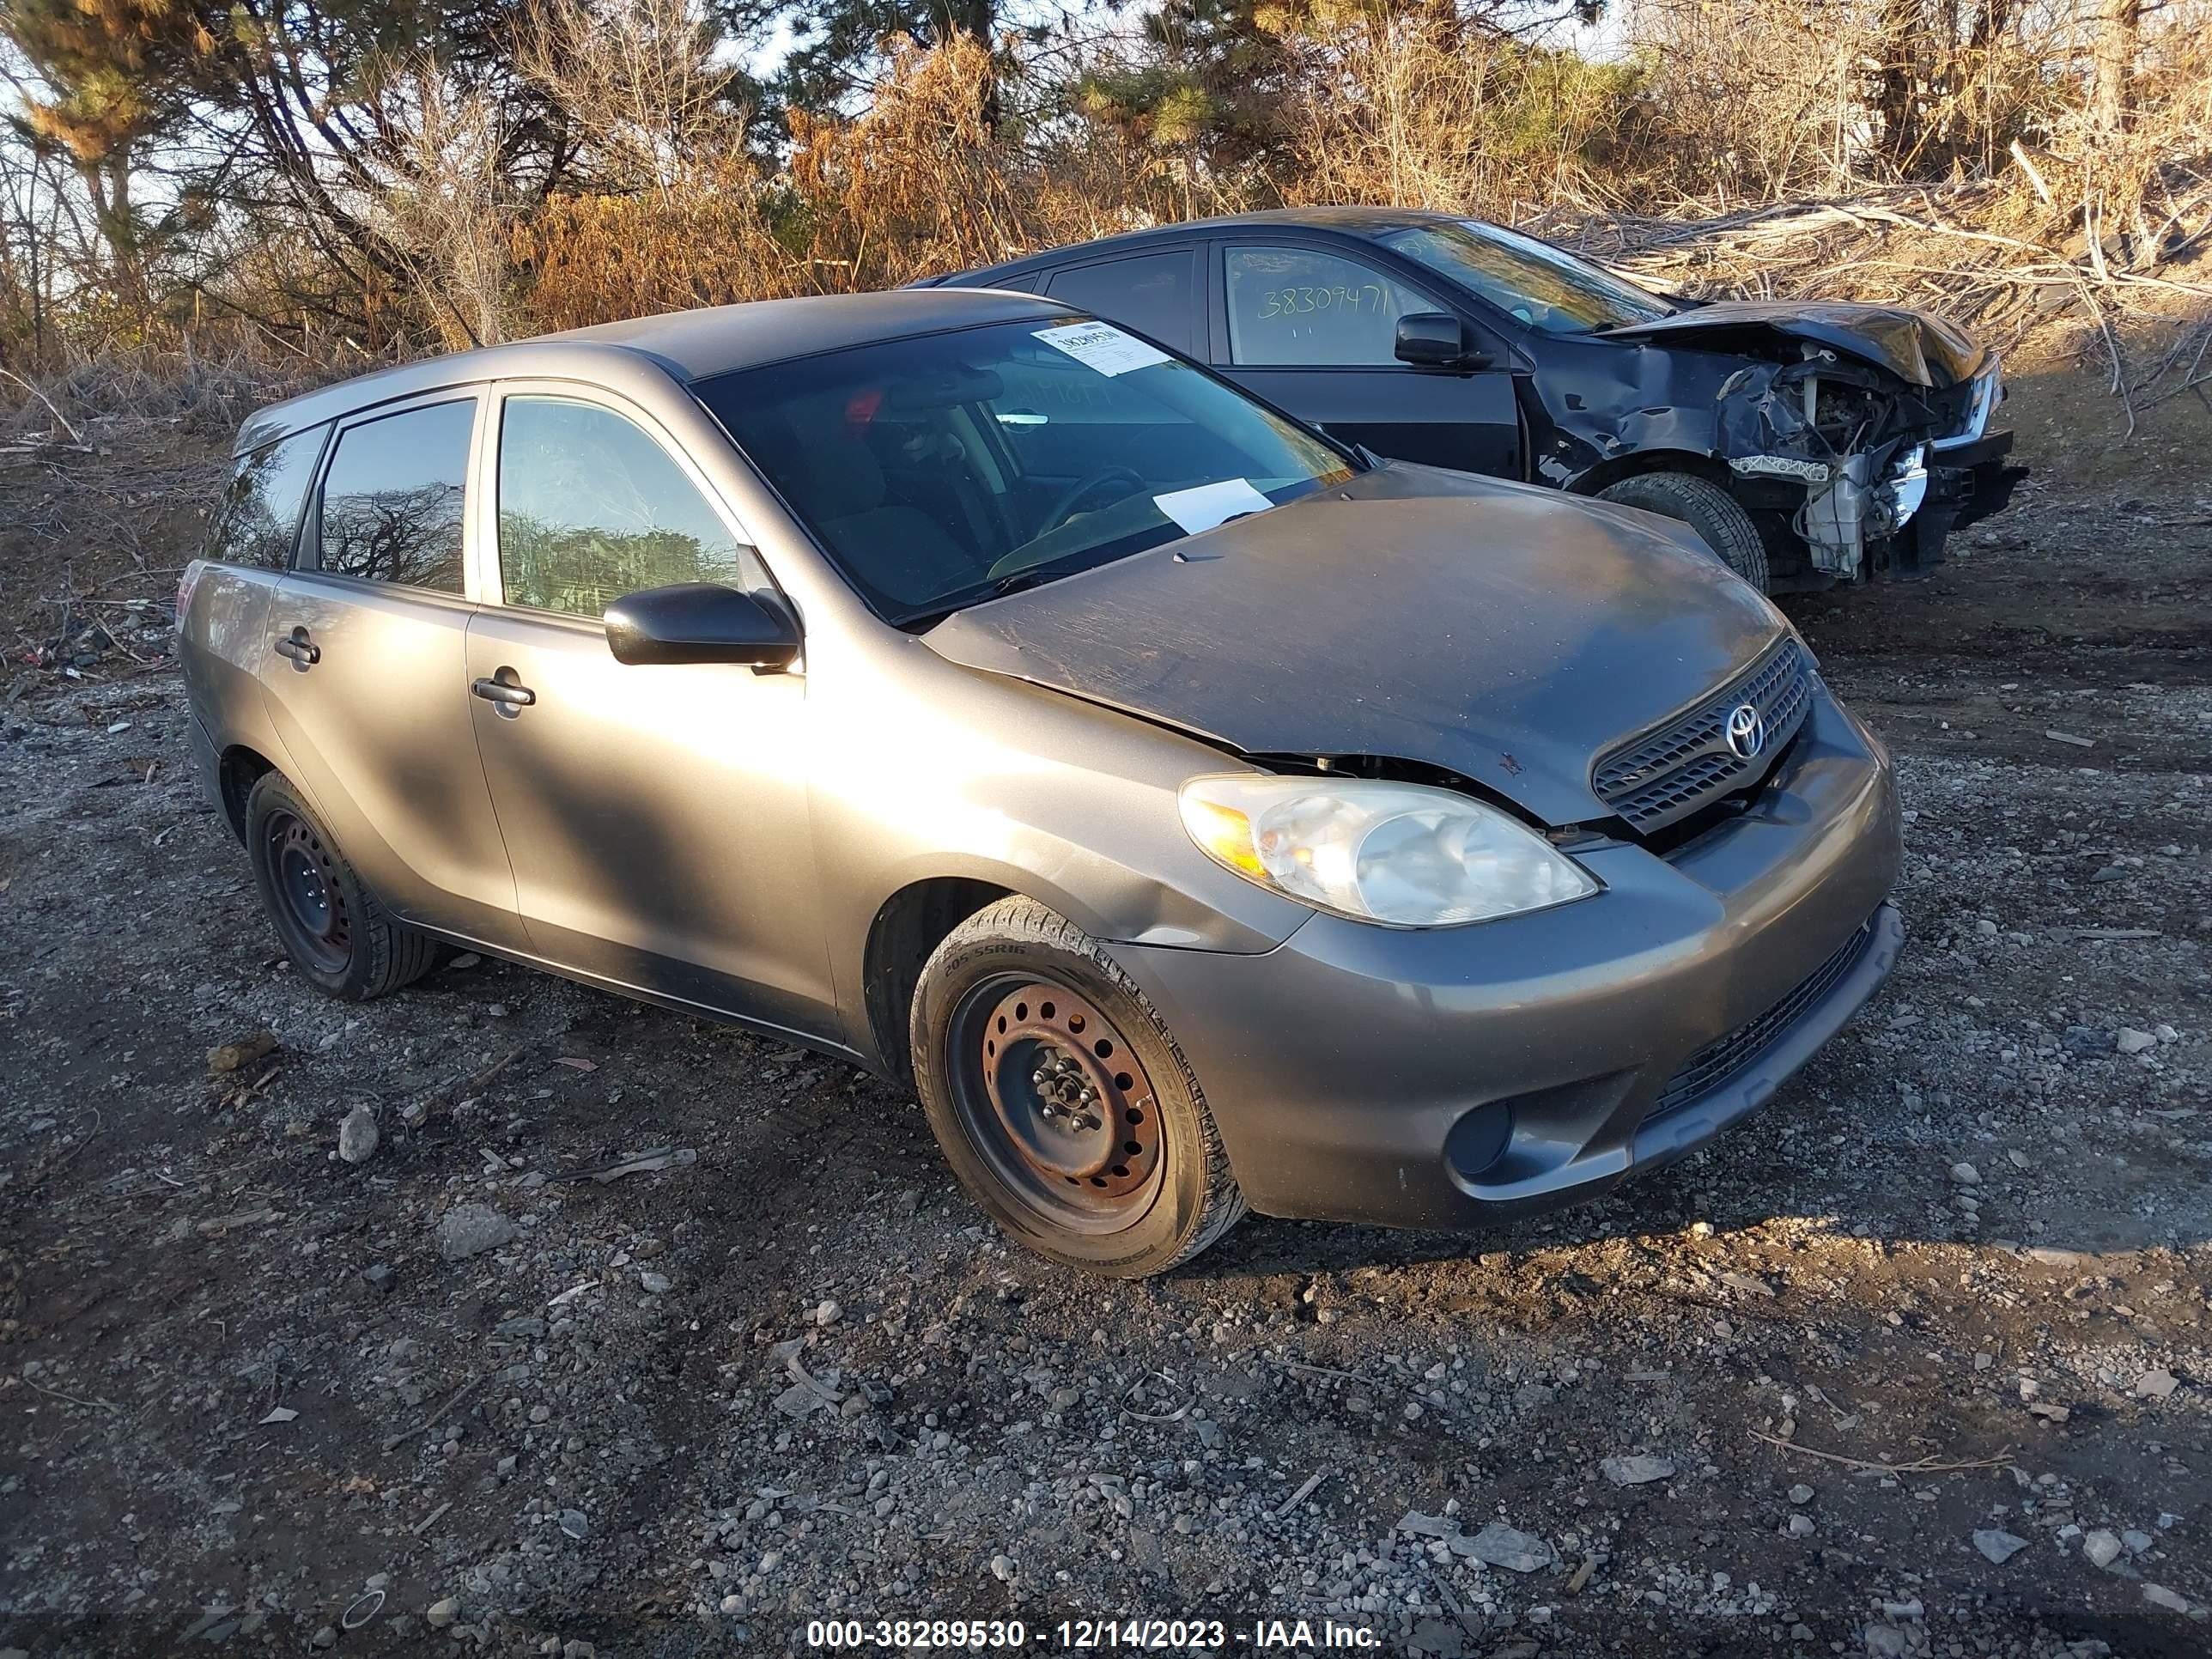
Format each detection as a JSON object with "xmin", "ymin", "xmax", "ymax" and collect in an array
[
  {"xmin": 1647, "ymin": 921, "xmax": 1873, "ymax": 1121},
  {"xmin": 1593, "ymin": 639, "xmax": 1812, "ymax": 834}
]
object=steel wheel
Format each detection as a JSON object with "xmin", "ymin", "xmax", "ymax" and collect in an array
[
  {"xmin": 262, "ymin": 807, "xmax": 353, "ymax": 975},
  {"xmin": 947, "ymin": 976, "xmax": 1164, "ymax": 1233}
]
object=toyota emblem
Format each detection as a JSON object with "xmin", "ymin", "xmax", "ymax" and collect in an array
[{"xmin": 1725, "ymin": 703, "xmax": 1765, "ymax": 760}]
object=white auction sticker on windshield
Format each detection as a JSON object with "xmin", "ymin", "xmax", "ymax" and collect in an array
[
  {"xmin": 1152, "ymin": 478, "xmax": 1275, "ymax": 536},
  {"xmin": 1033, "ymin": 321, "xmax": 1170, "ymax": 377}
]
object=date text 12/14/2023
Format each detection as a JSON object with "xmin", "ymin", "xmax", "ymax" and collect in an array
[{"xmin": 803, "ymin": 1617, "xmax": 1382, "ymax": 1649}]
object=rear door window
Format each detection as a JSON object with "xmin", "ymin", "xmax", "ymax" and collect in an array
[
  {"xmin": 495, "ymin": 396, "xmax": 753, "ymax": 618},
  {"xmin": 209, "ymin": 426, "xmax": 325, "ymax": 569},
  {"xmin": 313, "ymin": 399, "xmax": 476, "ymax": 593},
  {"xmin": 1046, "ymin": 252, "xmax": 1198, "ymax": 356},
  {"xmin": 1224, "ymin": 246, "xmax": 1445, "ymax": 367}
]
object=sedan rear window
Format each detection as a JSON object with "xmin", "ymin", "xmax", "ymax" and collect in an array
[
  {"xmin": 1378, "ymin": 220, "xmax": 1674, "ymax": 334},
  {"xmin": 695, "ymin": 319, "xmax": 1354, "ymax": 626}
]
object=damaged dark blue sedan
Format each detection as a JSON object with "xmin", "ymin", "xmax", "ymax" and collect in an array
[{"xmin": 921, "ymin": 207, "xmax": 2024, "ymax": 592}]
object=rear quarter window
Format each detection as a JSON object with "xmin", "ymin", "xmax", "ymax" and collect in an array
[
  {"xmin": 208, "ymin": 425, "xmax": 326, "ymax": 569},
  {"xmin": 314, "ymin": 399, "xmax": 476, "ymax": 593},
  {"xmin": 1045, "ymin": 252, "xmax": 1198, "ymax": 356}
]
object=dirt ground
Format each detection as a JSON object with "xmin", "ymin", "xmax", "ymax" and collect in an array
[{"xmin": 2, "ymin": 359, "xmax": 2209, "ymax": 1659}]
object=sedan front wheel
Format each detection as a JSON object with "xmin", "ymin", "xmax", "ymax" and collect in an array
[
  {"xmin": 910, "ymin": 897, "xmax": 1246, "ymax": 1277},
  {"xmin": 1596, "ymin": 470, "xmax": 1771, "ymax": 592}
]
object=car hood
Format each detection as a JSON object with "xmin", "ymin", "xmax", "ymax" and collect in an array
[
  {"xmin": 1601, "ymin": 299, "xmax": 1987, "ymax": 388},
  {"xmin": 923, "ymin": 465, "xmax": 1789, "ymax": 828}
]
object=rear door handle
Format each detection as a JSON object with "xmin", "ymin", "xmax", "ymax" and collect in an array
[
  {"xmin": 273, "ymin": 629, "xmax": 319, "ymax": 665},
  {"xmin": 471, "ymin": 676, "xmax": 536, "ymax": 709}
]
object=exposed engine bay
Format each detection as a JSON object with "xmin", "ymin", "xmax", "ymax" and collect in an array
[
  {"xmin": 1532, "ymin": 301, "xmax": 2026, "ymax": 590},
  {"xmin": 1722, "ymin": 349, "xmax": 1952, "ymax": 580}
]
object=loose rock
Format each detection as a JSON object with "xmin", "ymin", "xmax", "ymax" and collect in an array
[
  {"xmin": 1600, "ymin": 1453, "xmax": 1675, "ymax": 1486},
  {"xmin": 1974, "ymin": 1528, "xmax": 2030, "ymax": 1564},
  {"xmin": 337, "ymin": 1103, "xmax": 379, "ymax": 1164},
  {"xmin": 437, "ymin": 1202, "xmax": 518, "ymax": 1261}
]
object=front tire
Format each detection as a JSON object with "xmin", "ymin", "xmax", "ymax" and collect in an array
[
  {"xmin": 910, "ymin": 897, "xmax": 1245, "ymax": 1277},
  {"xmin": 244, "ymin": 772, "xmax": 439, "ymax": 1001},
  {"xmin": 1596, "ymin": 470, "xmax": 1771, "ymax": 592}
]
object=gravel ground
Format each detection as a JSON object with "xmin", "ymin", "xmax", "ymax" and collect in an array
[{"xmin": 2, "ymin": 362, "xmax": 2209, "ymax": 1659}]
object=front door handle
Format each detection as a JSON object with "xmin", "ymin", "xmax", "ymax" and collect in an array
[
  {"xmin": 273, "ymin": 628, "xmax": 319, "ymax": 665},
  {"xmin": 471, "ymin": 675, "xmax": 537, "ymax": 709}
]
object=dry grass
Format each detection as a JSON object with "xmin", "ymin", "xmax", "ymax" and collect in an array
[{"xmin": 0, "ymin": 342, "xmax": 331, "ymax": 659}]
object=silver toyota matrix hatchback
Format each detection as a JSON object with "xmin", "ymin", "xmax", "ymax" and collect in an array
[{"xmin": 178, "ymin": 289, "xmax": 1903, "ymax": 1276}]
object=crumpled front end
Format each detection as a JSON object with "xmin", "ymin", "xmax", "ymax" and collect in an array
[
  {"xmin": 1714, "ymin": 347, "xmax": 2013, "ymax": 581},
  {"xmin": 1534, "ymin": 304, "xmax": 2025, "ymax": 588}
]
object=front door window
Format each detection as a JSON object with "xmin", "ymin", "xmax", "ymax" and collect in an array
[
  {"xmin": 495, "ymin": 397, "xmax": 754, "ymax": 616},
  {"xmin": 1224, "ymin": 246, "xmax": 1446, "ymax": 368}
]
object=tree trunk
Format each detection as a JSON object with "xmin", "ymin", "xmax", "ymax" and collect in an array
[
  {"xmin": 1875, "ymin": 0, "xmax": 1927, "ymax": 178},
  {"xmin": 2090, "ymin": 0, "xmax": 2140, "ymax": 133},
  {"xmin": 81, "ymin": 144, "xmax": 151, "ymax": 321}
]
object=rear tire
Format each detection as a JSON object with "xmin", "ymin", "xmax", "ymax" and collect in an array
[
  {"xmin": 910, "ymin": 896, "xmax": 1245, "ymax": 1277},
  {"xmin": 1597, "ymin": 471, "xmax": 1771, "ymax": 592},
  {"xmin": 244, "ymin": 772, "xmax": 439, "ymax": 1001}
]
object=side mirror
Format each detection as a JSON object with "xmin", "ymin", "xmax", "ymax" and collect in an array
[
  {"xmin": 1395, "ymin": 312, "xmax": 1490, "ymax": 370},
  {"xmin": 604, "ymin": 583, "xmax": 800, "ymax": 669}
]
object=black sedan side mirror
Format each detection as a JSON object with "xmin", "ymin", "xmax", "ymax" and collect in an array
[
  {"xmin": 605, "ymin": 583, "xmax": 800, "ymax": 669},
  {"xmin": 1395, "ymin": 313, "xmax": 1490, "ymax": 370}
]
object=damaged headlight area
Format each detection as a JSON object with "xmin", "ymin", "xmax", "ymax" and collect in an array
[
  {"xmin": 1794, "ymin": 441, "xmax": 1936, "ymax": 579},
  {"xmin": 1178, "ymin": 775, "xmax": 1599, "ymax": 927},
  {"xmin": 1872, "ymin": 444, "xmax": 1929, "ymax": 535}
]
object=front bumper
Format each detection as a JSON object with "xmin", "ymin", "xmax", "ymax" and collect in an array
[{"xmin": 1112, "ymin": 680, "xmax": 1903, "ymax": 1228}]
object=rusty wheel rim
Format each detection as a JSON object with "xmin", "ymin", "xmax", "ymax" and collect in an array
[
  {"xmin": 949, "ymin": 977, "xmax": 1162, "ymax": 1231},
  {"xmin": 264, "ymin": 808, "xmax": 352, "ymax": 974}
]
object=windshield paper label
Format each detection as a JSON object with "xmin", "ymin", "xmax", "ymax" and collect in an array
[
  {"xmin": 1033, "ymin": 321, "xmax": 1170, "ymax": 377},
  {"xmin": 1152, "ymin": 478, "xmax": 1274, "ymax": 536}
]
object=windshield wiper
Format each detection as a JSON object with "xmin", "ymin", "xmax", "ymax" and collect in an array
[
  {"xmin": 901, "ymin": 558, "xmax": 1085, "ymax": 627},
  {"xmin": 982, "ymin": 564, "xmax": 1066, "ymax": 599}
]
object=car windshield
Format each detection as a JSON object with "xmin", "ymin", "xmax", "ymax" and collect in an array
[
  {"xmin": 693, "ymin": 318, "xmax": 1356, "ymax": 626},
  {"xmin": 1377, "ymin": 220, "xmax": 1675, "ymax": 334}
]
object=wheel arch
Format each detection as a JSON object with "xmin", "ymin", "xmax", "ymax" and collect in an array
[
  {"xmin": 861, "ymin": 876, "xmax": 1017, "ymax": 1085},
  {"xmin": 1565, "ymin": 447, "xmax": 1734, "ymax": 498},
  {"xmin": 218, "ymin": 744, "xmax": 282, "ymax": 843}
]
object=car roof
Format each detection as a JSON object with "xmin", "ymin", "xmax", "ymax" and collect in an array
[
  {"xmin": 238, "ymin": 288, "xmax": 1072, "ymax": 453},
  {"xmin": 921, "ymin": 207, "xmax": 1469, "ymax": 287}
]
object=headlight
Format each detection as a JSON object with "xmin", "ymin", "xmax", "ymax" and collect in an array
[{"xmin": 1178, "ymin": 775, "xmax": 1599, "ymax": 927}]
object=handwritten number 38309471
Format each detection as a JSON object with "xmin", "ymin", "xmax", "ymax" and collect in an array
[{"xmin": 1256, "ymin": 284, "xmax": 1389, "ymax": 320}]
